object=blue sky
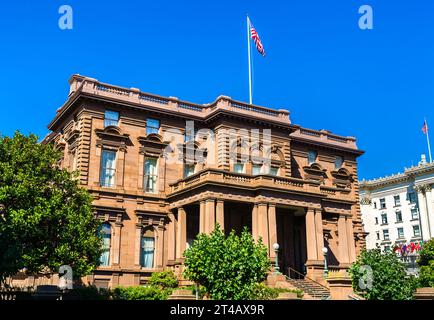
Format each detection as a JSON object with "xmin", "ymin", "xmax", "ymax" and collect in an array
[{"xmin": 0, "ymin": 0, "xmax": 433, "ymax": 180}]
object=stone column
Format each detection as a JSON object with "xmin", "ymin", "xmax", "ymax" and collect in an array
[
  {"xmin": 257, "ymin": 203, "xmax": 269, "ymax": 253},
  {"xmin": 199, "ymin": 201, "xmax": 206, "ymax": 234},
  {"xmin": 305, "ymin": 208, "xmax": 318, "ymax": 261},
  {"xmin": 346, "ymin": 217, "xmax": 356, "ymax": 263},
  {"xmin": 176, "ymin": 207, "xmax": 187, "ymax": 260},
  {"xmin": 268, "ymin": 204, "xmax": 277, "ymax": 258},
  {"xmin": 314, "ymin": 209, "xmax": 325, "ymax": 261},
  {"xmin": 252, "ymin": 204, "xmax": 258, "ymax": 241},
  {"xmin": 205, "ymin": 199, "xmax": 216, "ymax": 233},
  {"xmin": 424, "ymin": 186, "xmax": 434, "ymax": 238},
  {"xmin": 416, "ymin": 186, "xmax": 431, "ymax": 240},
  {"xmin": 216, "ymin": 200, "xmax": 225, "ymax": 231},
  {"xmin": 134, "ymin": 223, "xmax": 142, "ymax": 267},
  {"xmin": 167, "ymin": 212, "xmax": 176, "ymax": 263},
  {"xmin": 338, "ymin": 214, "xmax": 350, "ymax": 265}
]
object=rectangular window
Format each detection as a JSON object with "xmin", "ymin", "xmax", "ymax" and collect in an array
[
  {"xmin": 99, "ymin": 224, "xmax": 111, "ymax": 267},
  {"xmin": 100, "ymin": 150, "xmax": 116, "ymax": 187},
  {"xmin": 144, "ymin": 158, "xmax": 158, "ymax": 193},
  {"xmin": 395, "ymin": 211, "xmax": 402, "ymax": 223},
  {"xmin": 383, "ymin": 229, "xmax": 390, "ymax": 240},
  {"xmin": 381, "ymin": 214, "xmax": 388, "ymax": 225},
  {"xmin": 104, "ymin": 110, "xmax": 119, "ymax": 127},
  {"xmin": 146, "ymin": 118, "xmax": 160, "ymax": 135},
  {"xmin": 376, "ymin": 232, "xmax": 380, "ymax": 240},
  {"xmin": 397, "ymin": 227, "xmax": 404, "ymax": 239},
  {"xmin": 185, "ymin": 129, "xmax": 195, "ymax": 142},
  {"xmin": 308, "ymin": 150, "xmax": 317, "ymax": 165},
  {"xmin": 411, "ymin": 208, "xmax": 419, "ymax": 220},
  {"xmin": 380, "ymin": 198, "xmax": 386, "ymax": 209},
  {"xmin": 269, "ymin": 167, "xmax": 279, "ymax": 176},
  {"xmin": 233, "ymin": 163, "xmax": 245, "ymax": 174},
  {"xmin": 252, "ymin": 164, "xmax": 262, "ymax": 175},
  {"xmin": 373, "ymin": 202, "xmax": 377, "ymax": 209},
  {"xmin": 408, "ymin": 192, "xmax": 417, "ymax": 204},
  {"xmin": 375, "ymin": 217, "xmax": 379, "ymax": 225},
  {"xmin": 413, "ymin": 225, "xmax": 421, "ymax": 237},
  {"xmin": 394, "ymin": 195, "xmax": 401, "ymax": 206},
  {"xmin": 384, "ymin": 246, "xmax": 390, "ymax": 253},
  {"xmin": 140, "ymin": 236, "xmax": 155, "ymax": 268},
  {"xmin": 335, "ymin": 156, "xmax": 343, "ymax": 169},
  {"xmin": 184, "ymin": 164, "xmax": 195, "ymax": 178}
]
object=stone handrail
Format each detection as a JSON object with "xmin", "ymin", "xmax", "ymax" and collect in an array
[
  {"xmin": 65, "ymin": 75, "xmax": 290, "ymax": 123},
  {"xmin": 291, "ymin": 127, "xmax": 358, "ymax": 150}
]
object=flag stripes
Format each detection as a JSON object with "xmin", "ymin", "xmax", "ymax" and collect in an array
[{"xmin": 249, "ymin": 19, "xmax": 265, "ymax": 57}]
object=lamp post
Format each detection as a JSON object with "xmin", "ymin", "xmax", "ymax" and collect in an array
[
  {"xmin": 273, "ymin": 243, "xmax": 280, "ymax": 274},
  {"xmin": 322, "ymin": 247, "xmax": 328, "ymax": 277}
]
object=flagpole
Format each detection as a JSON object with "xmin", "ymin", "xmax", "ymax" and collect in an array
[
  {"xmin": 247, "ymin": 15, "xmax": 253, "ymax": 104},
  {"xmin": 426, "ymin": 118, "xmax": 432, "ymax": 163}
]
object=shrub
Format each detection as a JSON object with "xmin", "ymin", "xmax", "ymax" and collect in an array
[
  {"xmin": 112, "ymin": 285, "xmax": 168, "ymax": 300},
  {"xmin": 249, "ymin": 283, "xmax": 279, "ymax": 300},
  {"xmin": 185, "ymin": 284, "xmax": 207, "ymax": 299},
  {"xmin": 66, "ymin": 286, "xmax": 110, "ymax": 300},
  {"xmin": 183, "ymin": 224, "xmax": 270, "ymax": 300},
  {"xmin": 149, "ymin": 270, "xmax": 178, "ymax": 289},
  {"xmin": 249, "ymin": 283, "xmax": 304, "ymax": 300},
  {"xmin": 417, "ymin": 239, "xmax": 434, "ymax": 287},
  {"xmin": 349, "ymin": 249, "xmax": 415, "ymax": 300}
]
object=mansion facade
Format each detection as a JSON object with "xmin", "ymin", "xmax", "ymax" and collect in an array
[
  {"xmin": 360, "ymin": 155, "xmax": 434, "ymax": 274},
  {"xmin": 35, "ymin": 75, "xmax": 365, "ymax": 288}
]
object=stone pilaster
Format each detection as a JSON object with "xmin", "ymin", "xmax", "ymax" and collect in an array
[
  {"xmin": 338, "ymin": 214, "xmax": 350, "ymax": 265},
  {"xmin": 216, "ymin": 200, "xmax": 224, "ymax": 230},
  {"xmin": 268, "ymin": 203, "xmax": 277, "ymax": 258}
]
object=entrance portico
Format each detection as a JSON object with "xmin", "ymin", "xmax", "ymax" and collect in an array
[{"xmin": 167, "ymin": 179, "xmax": 356, "ymax": 282}]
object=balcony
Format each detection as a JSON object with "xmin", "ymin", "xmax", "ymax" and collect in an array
[{"xmin": 168, "ymin": 168, "xmax": 353, "ymax": 201}]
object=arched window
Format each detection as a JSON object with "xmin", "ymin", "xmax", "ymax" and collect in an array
[
  {"xmin": 140, "ymin": 229, "xmax": 155, "ymax": 268},
  {"xmin": 99, "ymin": 223, "xmax": 111, "ymax": 266}
]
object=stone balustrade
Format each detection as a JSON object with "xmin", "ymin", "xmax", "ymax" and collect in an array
[{"xmin": 169, "ymin": 168, "xmax": 353, "ymax": 201}]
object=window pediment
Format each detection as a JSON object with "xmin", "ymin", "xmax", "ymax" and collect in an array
[
  {"xmin": 96, "ymin": 127, "xmax": 130, "ymax": 150},
  {"xmin": 331, "ymin": 168, "xmax": 353, "ymax": 188},
  {"xmin": 303, "ymin": 163, "xmax": 327, "ymax": 183},
  {"xmin": 138, "ymin": 135, "xmax": 170, "ymax": 157}
]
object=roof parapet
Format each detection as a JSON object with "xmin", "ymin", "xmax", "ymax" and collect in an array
[{"xmin": 63, "ymin": 74, "xmax": 291, "ymax": 124}]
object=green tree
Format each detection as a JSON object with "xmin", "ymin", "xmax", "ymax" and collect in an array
[
  {"xmin": 349, "ymin": 249, "xmax": 415, "ymax": 300},
  {"xmin": 417, "ymin": 239, "xmax": 434, "ymax": 287},
  {"xmin": 183, "ymin": 224, "xmax": 271, "ymax": 300},
  {"xmin": 0, "ymin": 132, "xmax": 103, "ymax": 284}
]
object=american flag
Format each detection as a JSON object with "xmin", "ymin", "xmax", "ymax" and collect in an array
[
  {"xmin": 249, "ymin": 19, "xmax": 265, "ymax": 57},
  {"xmin": 422, "ymin": 120, "xmax": 428, "ymax": 134}
]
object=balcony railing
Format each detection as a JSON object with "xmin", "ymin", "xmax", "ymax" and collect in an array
[{"xmin": 169, "ymin": 168, "xmax": 353, "ymax": 200}]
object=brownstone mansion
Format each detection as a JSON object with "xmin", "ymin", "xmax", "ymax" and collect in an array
[{"xmin": 20, "ymin": 75, "xmax": 366, "ymax": 288}]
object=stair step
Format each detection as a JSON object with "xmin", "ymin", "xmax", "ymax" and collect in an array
[{"xmin": 285, "ymin": 276, "xmax": 330, "ymax": 300}]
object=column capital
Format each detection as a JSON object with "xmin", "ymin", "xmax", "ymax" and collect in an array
[
  {"xmin": 256, "ymin": 202, "xmax": 269, "ymax": 207},
  {"xmin": 415, "ymin": 184, "xmax": 432, "ymax": 193}
]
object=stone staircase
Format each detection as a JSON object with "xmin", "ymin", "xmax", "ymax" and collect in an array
[{"xmin": 285, "ymin": 277, "xmax": 330, "ymax": 300}]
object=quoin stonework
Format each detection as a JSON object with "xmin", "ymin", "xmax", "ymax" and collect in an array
[{"xmin": 15, "ymin": 75, "xmax": 366, "ymax": 288}]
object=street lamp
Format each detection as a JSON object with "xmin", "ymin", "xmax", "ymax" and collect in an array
[
  {"xmin": 322, "ymin": 247, "xmax": 328, "ymax": 277},
  {"xmin": 273, "ymin": 243, "xmax": 280, "ymax": 274}
]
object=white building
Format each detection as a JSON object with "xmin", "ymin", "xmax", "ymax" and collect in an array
[{"xmin": 360, "ymin": 155, "xmax": 434, "ymax": 273}]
